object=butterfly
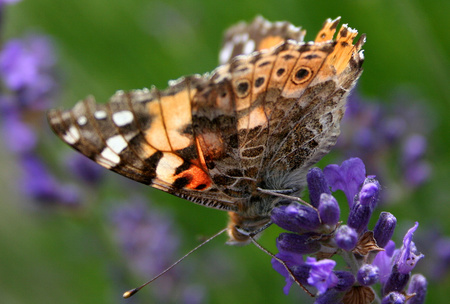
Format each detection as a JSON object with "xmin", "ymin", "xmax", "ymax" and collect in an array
[{"xmin": 47, "ymin": 16, "xmax": 365, "ymax": 245}]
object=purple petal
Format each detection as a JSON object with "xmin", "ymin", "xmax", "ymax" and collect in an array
[
  {"xmin": 396, "ymin": 222, "xmax": 424, "ymax": 274},
  {"xmin": 323, "ymin": 158, "xmax": 366, "ymax": 207},
  {"xmin": 306, "ymin": 257, "xmax": 338, "ymax": 294}
]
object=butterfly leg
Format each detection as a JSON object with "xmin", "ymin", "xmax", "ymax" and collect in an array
[{"xmin": 256, "ymin": 187, "xmax": 314, "ymax": 209}]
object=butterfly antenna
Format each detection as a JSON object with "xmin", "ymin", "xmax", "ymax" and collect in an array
[
  {"xmin": 123, "ymin": 227, "xmax": 228, "ymax": 298},
  {"xmin": 249, "ymin": 235, "xmax": 314, "ymax": 297}
]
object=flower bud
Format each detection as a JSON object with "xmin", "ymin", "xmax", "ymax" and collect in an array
[
  {"xmin": 383, "ymin": 267, "xmax": 410, "ymax": 295},
  {"xmin": 334, "ymin": 270, "xmax": 356, "ymax": 291},
  {"xmin": 307, "ymin": 167, "xmax": 330, "ymax": 207},
  {"xmin": 318, "ymin": 193, "xmax": 340, "ymax": 226},
  {"xmin": 407, "ymin": 274, "xmax": 427, "ymax": 304},
  {"xmin": 271, "ymin": 202, "xmax": 321, "ymax": 232},
  {"xmin": 335, "ymin": 225, "xmax": 358, "ymax": 251},
  {"xmin": 347, "ymin": 201, "xmax": 372, "ymax": 234},
  {"xmin": 276, "ymin": 233, "xmax": 321, "ymax": 254},
  {"xmin": 357, "ymin": 264, "xmax": 379, "ymax": 286},
  {"xmin": 373, "ymin": 212, "xmax": 397, "ymax": 248},
  {"xmin": 381, "ymin": 292, "xmax": 406, "ymax": 304},
  {"xmin": 359, "ymin": 178, "xmax": 380, "ymax": 210}
]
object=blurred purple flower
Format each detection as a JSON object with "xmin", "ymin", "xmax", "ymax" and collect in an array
[
  {"xmin": 110, "ymin": 199, "xmax": 180, "ymax": 278},
  {"xmin": 66, "ymin": 153, "xmax": 103, "ymax": 184},
  {"xmin": 20, "ymin": 154, "xmax": 80, "ymax": 206},
  {"xmin": 0, "ymin": 35, "xmax": 57, "ymax": 109},
  {"xmin": 1, "ymin": 110, "xmax": 37, "ymax": 153},
  {"xmin": 0, "ymin": 0, "xmax": 21, "ymax": 5},
  {"xmin": 335, "ymin": 91, "xmax": 432, "ymax": 200}
]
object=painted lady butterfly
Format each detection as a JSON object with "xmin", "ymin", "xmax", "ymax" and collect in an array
[{"xmin": 48, "ymin": 17, "xmax": 365, "ymax": 245}]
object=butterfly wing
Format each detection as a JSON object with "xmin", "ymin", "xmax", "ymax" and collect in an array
[
  {"xmin": 48, "ymin": 17, "xmax": 365, "ymax": 228},
  {"xmin": 47, "ymin": 76, "xmax": 239, "ymax": 211},
  {"xmin": 219, "ymin": 16, "xmax": 306, "ymax": 65}
]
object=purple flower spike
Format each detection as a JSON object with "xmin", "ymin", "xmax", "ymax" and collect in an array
[
  {"xmin": 406, "ymin": 274, "xmax": 427, "ymax": 304},
  {"xmin": 373, "ymin": 212, "xmax": 397, "ymax": 248},
  {"xmin": 323, "ymin": 157, "xmax": 366, "ymax": 207},
  {"xmin": 357, "ymin": 264, "xmax": 379, "ymax": 286},
  {"xmin": 335, "ymin": 225, "xmax": 358, "ymax": 251},
  {"xmin": 395, "ymin": 222, "xmax": 423, "ymax": 274},
  {"xmin": 381, "ymin": 292, "xmax": 406, "ymax": 304},
  {"xmin": 318, "ymin": 193, "xmax": 340, "ymax": 226},
  {"xmin": 271, "ymin": 202, "xmax": 321, "ymax": 232},
  {"xmin": 306, "ymin": 257, "xmax": 338, "ymax": 294},
  {"xmin": 276, "ymin": 233, "xmax": 321, "ymax": 255},
  {"xmin": 307, "ymin": 167, "xmax": 331, "ymax": 207}
]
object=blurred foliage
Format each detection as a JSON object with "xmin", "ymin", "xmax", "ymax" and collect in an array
[{"xmin": 0, "ymin": 0, "xmax": 449, "ymax": 303}]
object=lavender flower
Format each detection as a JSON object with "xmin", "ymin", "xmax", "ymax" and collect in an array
[
  {"xmin": 305, "ymin": 257, "xmax": 338, "ymax": 294},
  {"xmin": 110, "ymin": 198, "xmax": 208, "ymax": 302},
  {"xmin": 373, "ymin": 212, "xmax": 397, "ymax": 248},
  {"xmin": 66, "ymin": 153, "xmax": 104, "ymax": 184},
  {"xmin": 271, "ymin": 158, "xmax": 427, "ymax": 302},
  {"xmin": 110, "ymin": 199, "xmax": 179, "ymax": 278},
  {"xmin": 307, "ymin": 167, "xmax": 331, "ymax": 208},
  {"xmin": 0, "ymin": 0, "xmax": 21, "ymax": 5},
  {"xmin": 407, "ymin": 274, "xmax": 427, "ymax": 304},
  {"xmin": 20, "ymin": 154, "xmax": 80, "ymax": 206},
  {"xmin": 0, "ymin": 33, "xmax": 81, "ymax": 207},
  {"xmin": 357, "ymin": 264, "xmax": 379, "ymax": 286},
  {"xmin": 0, "ymin": 35, "xmax": 57, "ymax": 109},
  {"xmin": 323, "ymin": 157, "xmax": 366, "ymax": 206},
  {"xmin": 335, "ymin": 225, "xmax": 358, "ymax": 251},
  {"xmin": 381, "ymin": 292, "xmax": 406, "ymax": 304},
  {"xmin": 395, "ymin": 222, "xmax": 424, "ymax": 274}
]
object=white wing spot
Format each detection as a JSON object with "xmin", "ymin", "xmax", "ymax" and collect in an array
[
  {"xmin": 219, "ymin": 41, "xmax": 234, "ymax": 65},
  {"xmin": 62, "ymin": 125, "xmax": 80, "ymax": 144},
  {"xmin": 112, "ymin": 111, "xmax": 134, "ymax": 127},
  {"xmin": 243, "ymin": 39, "xmax": 255, "ymax": 55},
  {"xmin": 106, "ymin": 135, "xmax": 128, "ymax": 154},
  {"xmin": 98, "ymin": 147, "xmax": 120, "ymax": 167},
  {"xmin": 77, "ymin": 116, "xmax": 87, "ymax": 126},
  {"xmin": 94, "ymin": 111, "xmax": 107, "ymax": 120}
]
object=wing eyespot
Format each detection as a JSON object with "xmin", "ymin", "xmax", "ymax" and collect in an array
[
  {"xmin": 234, "ymin": 79, "xmax": 251, "ymax": 98},
  {"xmin": 291, "ymin": 67, "xmax": 312, "ymax": 84}
]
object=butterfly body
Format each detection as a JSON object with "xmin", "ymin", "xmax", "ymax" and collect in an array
[{"xmin": 48, "ymin": 17, "xmax": 365, "ymax": 244}]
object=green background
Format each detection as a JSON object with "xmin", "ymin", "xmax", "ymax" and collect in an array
[{"xmin": 1, "ymin": 0, "xmax": 449, "ymax": 303}]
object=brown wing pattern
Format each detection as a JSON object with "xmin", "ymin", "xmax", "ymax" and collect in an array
[
  {"xmin": 47, "ymin": 17, "xmax": 365, "ymax": 221},
  {"xmin": 47, "ymin": 77, "xmax": 240, "ymax": 211},
  {"xmin": 263, "ymin": 19, "xmax": 365, "ymax": 191},
  {"xmin": 219, "ymin": 16, "xmax": 306, "ymax": 65}
]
